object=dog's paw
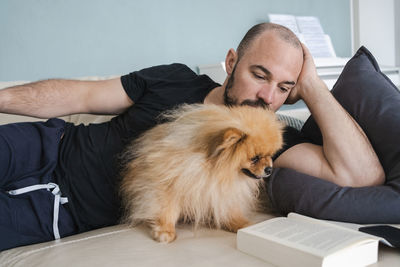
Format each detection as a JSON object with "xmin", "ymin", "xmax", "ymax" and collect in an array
[
  {"xmin": 151, "ymin": 229, "xmax": 176, "ymax": 243},
  {"xmin": 227, "ymin": 223, "xmax": 250, "ymax": 233},
  {"xmin": 224, "ymin": 218, "xmax": 252, "ymax": 233}
]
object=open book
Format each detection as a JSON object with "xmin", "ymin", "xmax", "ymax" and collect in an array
[
  {"xmin": 268, "ymin": 14, "xmax": 350, "ymax": 67},
  {"xmin": 237, "ymin": 213, "xmax": 381, "ymax": 267}
]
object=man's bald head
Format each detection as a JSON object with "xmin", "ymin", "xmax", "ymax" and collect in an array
[{"xmin": 236, "ymin": 22, "xmax": 302, "ymax": 61}]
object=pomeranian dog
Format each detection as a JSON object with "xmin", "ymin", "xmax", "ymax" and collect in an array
[{"xmin": 120, "ymin": 104, "xmax": 283, "ymax": 243}]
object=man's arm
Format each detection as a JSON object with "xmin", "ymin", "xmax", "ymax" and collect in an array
[
  {"xmin": 0, "ymin": 78, "xmax": 133, "ymax": 119},
  {"xmin": 275, "ymin": 44, "xmax": 385, "ymax": 187}
]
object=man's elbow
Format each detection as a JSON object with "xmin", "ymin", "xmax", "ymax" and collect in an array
[{"xmin": 335, "ymin": 165, "xmax": 385, "ymax": 187}]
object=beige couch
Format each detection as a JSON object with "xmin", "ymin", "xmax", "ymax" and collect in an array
[{"xmin": 0, "ymin": 79, "xmax": 399, "ymax": 267}]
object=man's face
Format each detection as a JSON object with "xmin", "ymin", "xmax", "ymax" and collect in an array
[{"xmin": 223, "ymin": 32, "xmax": 303, "ymax": 111}]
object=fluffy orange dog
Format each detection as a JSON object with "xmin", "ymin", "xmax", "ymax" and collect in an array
[{"xmin": 120, "ymin": 104, "xmax": 283, "ymax": 243}]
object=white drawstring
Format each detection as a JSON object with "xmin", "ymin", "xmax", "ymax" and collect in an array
[{"xmin": 7, "ymin": 182, "xmax": 68, "ymax": 240}]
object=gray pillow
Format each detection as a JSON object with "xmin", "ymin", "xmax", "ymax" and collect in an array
[
  {"xmin": 266, "ymin": 46, "xmax": 400, "ymax": 223},
  {"xmin": 276, "ymin": 114, "xmax": 304, "ymax": 131},
  {"xmin": 301, "ymin": 46, "xmax": 400, "ymax": 181},
  {"xmin": 267, "ymin": 168, "xmax": 400, "ymax": 224}
]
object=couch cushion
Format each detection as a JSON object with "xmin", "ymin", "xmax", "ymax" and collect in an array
[
  {"xmin": 0, "ymin": 214, "xmax": 274, "ymax": 267},
  {"xmin": 267, "ymin": 167, "xmax": 400, "ymax": 223}
]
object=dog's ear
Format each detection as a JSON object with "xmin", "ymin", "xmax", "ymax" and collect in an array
[{"xmin": 207, "ymin": 127, "xmax": 247, "ymax": 158}]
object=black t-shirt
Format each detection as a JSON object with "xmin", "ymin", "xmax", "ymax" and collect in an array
[
  {"xmin": 54, "ymin": 63, "xmax": 220, "ymax": 232},
  {"xmin": 54, "ymin": 63, "xmax": 308, "ymax": 233}
]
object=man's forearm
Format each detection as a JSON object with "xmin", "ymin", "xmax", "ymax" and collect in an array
[
  {"xmin": 302, "ymin": 79, "xmax": 384, "ymax": 186},
  {"xmin": 0, "ymin": 79, "xmax": 86, "ymax": 119},
  {"xmin": 0, "ymin": 77, "xmax": 133, "ymax": 119}
]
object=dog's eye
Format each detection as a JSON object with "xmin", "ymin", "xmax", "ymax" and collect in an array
[{"xmin": 251, "ymin": 155, "xmax": 260, "ymax": 164}]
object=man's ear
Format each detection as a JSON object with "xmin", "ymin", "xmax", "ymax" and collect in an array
[
  {"xmin": 225, "ymin": 48, "xmax": 238, "ymax": 75},
  {"xmin": 207, "ymin": 127, "xmax": 247, "ymax": 158}
]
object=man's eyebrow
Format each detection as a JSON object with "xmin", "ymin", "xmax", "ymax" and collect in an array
[
  {"xmin": 282, "ymin": 80, "xmax": 296, "ymax": 86},
  {"xmin": 251, "ymin": 65, "xmax": 296, "ymax": 86}
]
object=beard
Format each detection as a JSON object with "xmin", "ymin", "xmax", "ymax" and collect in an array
[{"xmin": 223, "ymin": 64, "xmax": 269, "ymax": 109}]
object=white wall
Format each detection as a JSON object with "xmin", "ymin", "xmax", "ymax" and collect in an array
[
  {"xmin": 396, "ymin": 0, "xmax": 400, "ymax": 66},
  {"xmin": 352, "ymin": 0, "xmax": 397, "ymax": 66}
]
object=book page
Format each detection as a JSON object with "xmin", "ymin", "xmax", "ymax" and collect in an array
[
  {"xmin": 302, "ymin": 34, "xmax": 336, "ymax": 58},
  {"xmin": 295, "ymin": 16, "xmax": 325, "ymax": 34},
  {"xmin": 287, "ymin": 213, "xmax": 361, "ymax": 231},
  {"xmin": 268, "ymin": 14, "xmax": 336, "ymax": 58},
  {"xmin": 287, "ymin": 213, "xmax": 392, "ymax": 247},
  {"xmin": 268, "ymin": 14, "xmax": 300, "ymax": 35},
  {"xmin": 296, "ymin": 16, "xmax": 335, "ymax": 58},
  {"xmin": 249, "ymin": 218, "xmax": 371, "ymax": 255}
]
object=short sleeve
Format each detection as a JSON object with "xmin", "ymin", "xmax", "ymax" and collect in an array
[
  {"xmin": 120, "ymin": 63, "xmax": 195, "ymax": 103},
  {"xmin": 272, "ymin": 126, "xmax": 310, "ymax": 160}
]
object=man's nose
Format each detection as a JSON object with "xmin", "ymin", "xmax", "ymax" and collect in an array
[{"xmin": 256, "ymin": 84, "xmax": 276, "ymax": 105}]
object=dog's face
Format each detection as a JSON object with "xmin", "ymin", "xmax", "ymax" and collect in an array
[
  {"xmin": 239, "ymin": 131, "xmax": 279, "ymax": 179},
  {"xmin": 206, "ymin": 124, "xmax": 283, "ymax": 180}
]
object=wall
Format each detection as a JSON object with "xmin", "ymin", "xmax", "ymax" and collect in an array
[
  {"xmin": 0, "ymin": 0, "xmax": 351, "ymax": 81},
  {"xmin": 396, "ymin": 0, "xmax": 400, "ymax": 67},
  {"xmin": 352, "ymin": 0, "xmax": 397, "ymax": 66}
]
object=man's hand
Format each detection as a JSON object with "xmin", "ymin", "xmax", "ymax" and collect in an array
[{"xmin": 285, "ymin": 43, "xmax": 323, "ymax": 104}]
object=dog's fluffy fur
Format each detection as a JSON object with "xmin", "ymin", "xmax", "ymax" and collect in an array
[{"xmin": 120, "ymin": 104, "xmax": 283, "ymax": 243}]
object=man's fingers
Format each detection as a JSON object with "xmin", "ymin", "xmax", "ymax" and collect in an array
[{"xmin": 301, "ymin": 42, "xmax": 311, "ymax": 57}]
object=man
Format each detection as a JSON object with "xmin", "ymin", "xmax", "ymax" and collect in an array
[{"xmin": 0, "ymin": 23, "xmax": 384, "ymax": 251}]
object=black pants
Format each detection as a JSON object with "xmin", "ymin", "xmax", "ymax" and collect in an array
[{"xmin": 0, "ymin": 119, "xmax": 77, "ymax": 251}]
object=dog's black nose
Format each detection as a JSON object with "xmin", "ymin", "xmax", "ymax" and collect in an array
[{"xmin": 264, "ymin": 167, "xmax": 273, "ymax": 177}]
